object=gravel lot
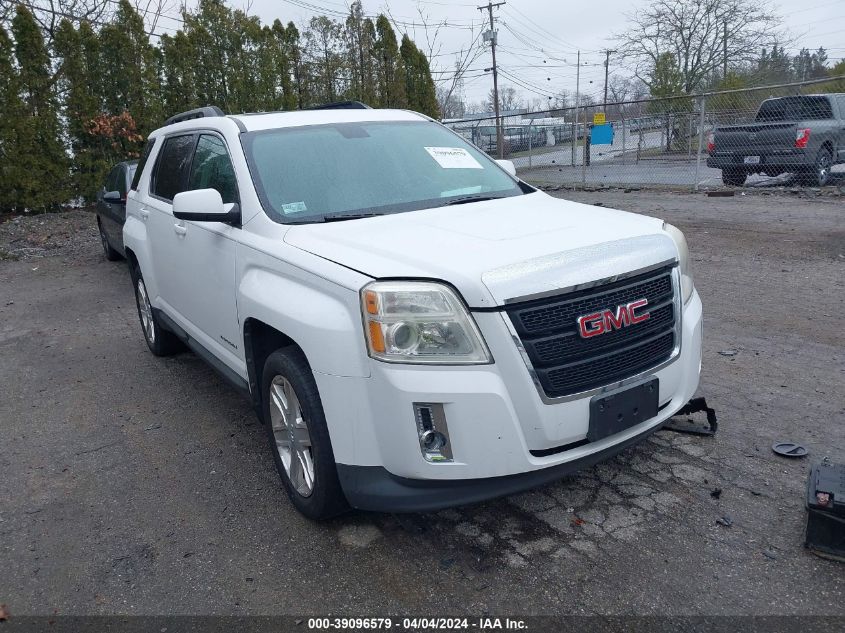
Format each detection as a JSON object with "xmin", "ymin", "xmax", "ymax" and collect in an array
[{"xmin": 1, "ymin": 191, "xmax": 843, "ymax": 617}]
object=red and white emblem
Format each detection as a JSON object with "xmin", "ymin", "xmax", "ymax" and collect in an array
[{"xmin": 577, "ymin": 299, "xmax": 650, "ymax": 338}]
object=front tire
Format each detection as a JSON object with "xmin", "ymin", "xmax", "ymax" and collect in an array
[
  {"xmin": 130, "ymin": 264, "xmax": 182, "ymax": 356},
  {"xmin": 721, "ymin": 169, "xmax": 747, "ymax": 186},
  {"xmin": 262, "ymin": 347, "xmax": 348, "ymax": 520}
]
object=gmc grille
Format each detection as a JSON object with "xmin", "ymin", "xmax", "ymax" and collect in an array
[{"xmin": 505, "ymin": 265, "xmax": 677, "ymax": 398}]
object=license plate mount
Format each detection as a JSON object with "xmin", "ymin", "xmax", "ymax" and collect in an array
[
  {"xmin": 744, "ymin": 155, "xmax": 761, "ymax": 165},
  {"xmin": 588, "ymin": 378, "xmax": 659, "ymax": 443}
]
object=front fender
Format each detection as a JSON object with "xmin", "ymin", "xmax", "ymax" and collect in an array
[{"xmin": 238, "ymin": 265, "xmax": 370, "ymax": 378}]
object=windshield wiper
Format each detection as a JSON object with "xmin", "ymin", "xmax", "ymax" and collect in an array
[
  {"xmin": 441, "ymin": 195, "xmax": 506, "ymax": 206},
  {"xmin": 318, "ymin": 212, "xmax": 388, "ymax": 223}
]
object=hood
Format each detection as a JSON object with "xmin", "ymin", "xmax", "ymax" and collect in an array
[{"xmin": 283, "ymin": 191, "xmax": 677, "ymax": 307}]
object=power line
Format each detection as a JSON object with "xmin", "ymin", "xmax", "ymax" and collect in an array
[{"xmin": 501, "ymin": 4, "xmax": 580, "ymax": 53}]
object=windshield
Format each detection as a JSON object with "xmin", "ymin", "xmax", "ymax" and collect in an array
[
  {"xmin": 242, "ymin": 120, "xmax": 523, "ymax": 223},
  {"xmin": 755, "ymin": 96, "xmax": 833, "ymax": 122}
]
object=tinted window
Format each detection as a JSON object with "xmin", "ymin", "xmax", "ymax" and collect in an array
[
  {"xmin": 187, "ymin": 135, "xmax": 238, "ymax": 204},
  {"xmin": 151, "ymin": 135, "xmax": 196, "ymax": 201},
  {"xmin": 242, "ymin": 121, "xmax": 521, "ymax": 224},
  {"xmin": 105, "ymin": 166, "xmax": 121, "ymax": 193},
  {"xmin": 756, "ymin": 96, "xmax": 833, "ymax": 122},
  {"xmin": 131, "ymin": 140, "xmax": 155, "ymax": 191}
]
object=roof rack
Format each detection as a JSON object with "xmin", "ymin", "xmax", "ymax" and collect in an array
[
  {"xmin": 302, "ymin": 101, "xmax": 371, "ymax": 110},
  {"xmin": 164, "ymin": 106, "xmax": 225, "ymax": 127}
]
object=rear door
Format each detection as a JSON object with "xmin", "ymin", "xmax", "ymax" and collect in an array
[{"xmin": 146, "ymin": 134, "xmax": 197, "ymax": 318}]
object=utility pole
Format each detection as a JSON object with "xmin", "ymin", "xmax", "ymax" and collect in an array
[
  {"xmin": 478, "ymin": 1, "xmax": 505, "ymax": 158},
  {"xmin": 602, "ymin": 49, "xmax": 615, "ymax": 112},
  {"xmin": 723, "ymin": 21, "xmax": 728, "ymax": 79},
  {"xmin": 571, "ymin": 49, "xmax": 580, "ymax": 166}
]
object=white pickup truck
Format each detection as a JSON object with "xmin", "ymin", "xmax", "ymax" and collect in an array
[{"xmin": 124, "ymin": 103, "xmax": 702, "ymax": 519}]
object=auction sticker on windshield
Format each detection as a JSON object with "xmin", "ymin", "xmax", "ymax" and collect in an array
[{"xmin": 424, "ymin": 147, "xmax": 483, "ymax": 169}]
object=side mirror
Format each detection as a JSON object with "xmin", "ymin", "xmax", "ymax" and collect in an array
[
  {"xmin": 173, "ymin": 189, "xmax": 240, "ymax": 224},
  {"xmin": 103, "ymin": 190, "xmax": 123, "ymax": 203},
  {"xmin": 496, "ymin": 159, "xmax": 517, "ymax": 177}
]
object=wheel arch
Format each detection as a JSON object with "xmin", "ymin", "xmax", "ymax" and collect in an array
[
  {"xmin": 819, "ymin": 139, "xmax": 834, "ymax": 156},
  {"xmin": 243, "ymin": 318, "xmax": 302, "ymax": 414}
]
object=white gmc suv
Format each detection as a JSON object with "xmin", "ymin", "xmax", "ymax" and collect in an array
[{"xmin": 124, "ymin": 103, "xmax": 702, "ymax": 519}]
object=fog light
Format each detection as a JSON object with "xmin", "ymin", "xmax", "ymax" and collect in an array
[
  {"xmin": 413, "ymin": 403, "xmax": 453, "ymax": 462},
  {"xmin": 420, "ymin": 430, "xmax": 448, "ymax": 452}
]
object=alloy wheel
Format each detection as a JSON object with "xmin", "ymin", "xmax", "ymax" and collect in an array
[
  {"xmin": 136, "ymin": 278, "xmax": 155, "ymax": 345},
  {"xmin": 269, "ymin": 375, "xmax": 315, "ymax": 497}
]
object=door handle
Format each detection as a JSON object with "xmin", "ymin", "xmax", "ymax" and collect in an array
[
  {"xmin": 174, "ymin": 223, "xmax": 187, "ymax": 236},
  {"xmin": 139, "ymin": 208, "xmax": 150, "ymax": 220}
]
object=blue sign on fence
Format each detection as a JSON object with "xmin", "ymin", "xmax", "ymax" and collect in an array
[{"xmin": 591, "ymin": 122, "xmax": 614, "ymax": 145}]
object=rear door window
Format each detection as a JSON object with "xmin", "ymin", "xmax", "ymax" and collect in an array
[
  {"xmin": 151, "ymin": 135, "xmax": 196, "ymax": 201},
  {"xmin": 186, "ymin": 135, "xmax": 239, "ymax": 204}
]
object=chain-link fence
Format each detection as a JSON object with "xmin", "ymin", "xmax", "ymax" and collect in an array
[{"xmin": 444, "ymin": 76, "xmax": 845, "ymax": 190}]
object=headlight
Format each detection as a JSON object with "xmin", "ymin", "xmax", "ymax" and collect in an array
[
  {"xmin": 361, "ymin": 281, "xmax": 492, "ymax": 364},
  {"xmin": 663, "ymin": 222, "xmax": 694, "ymax": 304}
]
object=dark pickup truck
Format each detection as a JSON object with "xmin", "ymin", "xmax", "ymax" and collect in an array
[{"xmin": 707, "ymin": 94, "xmax": 845, "ymax": 186}]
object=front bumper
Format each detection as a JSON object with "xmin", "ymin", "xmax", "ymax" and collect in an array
[
  {"xmin": 315, "ymin": 291, "xmax": 702, "ymax": 512},
  {"xmin": 336, "ymin": 417, "xmax": 667, "ymax": 512}
]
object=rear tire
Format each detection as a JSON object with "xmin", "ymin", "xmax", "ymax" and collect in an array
[
  {"xmin": 261, "ymin": 347, "xmax": 348, "ymax": 520},
  {"xmin": 98, "ymin": 219, "xmax": 121, "ymax": 261},
  {"xmin": 721, "ymin": 170, "xmax": 747, "ymax": 186},
  {"xmin": 800, "ymin": 148, "xmax": 832, "ymax": 187},
  {"xmin": 130, "ymin": 263, "xmax": 182, "ymax": 356}
]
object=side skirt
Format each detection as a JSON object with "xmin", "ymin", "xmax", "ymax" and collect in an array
[{"xmin": 154, "ymin": 308, "xmax": 251, "ymax": 400}]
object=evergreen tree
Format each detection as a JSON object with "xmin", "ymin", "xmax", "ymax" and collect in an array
[
  {"xmin": 305, "ymin": 15, "xmax": 344, "ymax": 103},
  {"xmin": 344, "ymin": 2, "xmax": 375, "ymax": 105},
  {"xmin": 0, "ymin": 25, "xmax": 22, "ymax": 211},
  {"xmin": 400, "ymin": 34, "xmax": 438, "ymax": 117},
  {"xmin": 11, "ymin": 5, "xmax": 68, "ymax": 211},
  {"xmin": 99, "ymin": 0, "xmax": 161, "ymax": 139},
  {"xmin": 271, "ymin": 20, "xmax": 295, "ymax": 110},
  {"xmin": 183, "ymin": 0, "xmax": 230, "ymax": 109},
  {"xmin": 55, "ymin": 19, "xmax": 105, "ymax": 201},
  {"xmin": 160, "ymin": 30, "xmax": 198, "ymax": 116},
  {"xmin": 283, "ymin": 22, "xmax": 307, "ymax": 109},
  {"xmin": 373, "ymin": 15, "xmax": 405, "ymax": 108}
]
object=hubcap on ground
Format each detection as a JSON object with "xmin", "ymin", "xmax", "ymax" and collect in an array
[
  {"xmin": 136, "ymin": 279, "xmax": 155, "ymax": 344},
  {"xmin": 269, "ymin": 375, "xmax": 315, "ymax": 497}
]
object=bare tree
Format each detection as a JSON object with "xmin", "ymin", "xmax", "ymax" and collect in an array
[
  {"xmin": 389, "ymin": 4, "xmax": 484, "ymax": 121},
  {"xmin": 1, "ymin": 0, "xmax": 176, "ymax": 42},
  {"xmin": 615, "ymin": 0, "xmax": 782, "ymax": 95}
]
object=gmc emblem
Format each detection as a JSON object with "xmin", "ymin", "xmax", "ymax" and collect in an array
[{"xmin": 577, "ymin": 299, "xmax": 650, "ymax": 338}]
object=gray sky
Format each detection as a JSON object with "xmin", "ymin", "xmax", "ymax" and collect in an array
[{"xmin": 164, "ymin": 0, "xmax": 845, "ymax": 106}]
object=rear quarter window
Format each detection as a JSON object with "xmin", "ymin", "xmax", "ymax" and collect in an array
[{"xmin": 130, "ymin": 140, "xmax": 155, "ymax": 191}]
